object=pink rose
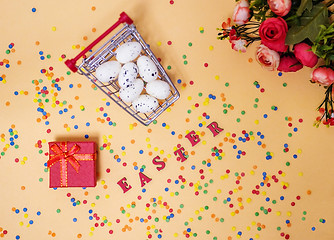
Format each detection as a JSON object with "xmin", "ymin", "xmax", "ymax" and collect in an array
[
  {"xmin": 277, "ymin": 54, "xmax": 303, "ymax": 72},
  {"xmin": 259, "ymin": 17, "xmax": 288, "ymax": 52},
  {"xmin": 255, "ymin": 44, "xmax": 280, "ymax": 71},
  {"xmin": 311, "ymin": 67, "xmax": 334, "ymax": 86},
  {"xmin": 231, "ymin": 39, "xmax": 247, "ymax": 53},
  {"xmin": 294, "ymin": 43, "xmax": 318, "ymax": 68},
  {"xmin": 232, "ymin": 0, "xmax": 251, "ymax": 25},
  {"xmin": 267, "ymin": 0, "xmax": 292, "ymax": 16}
]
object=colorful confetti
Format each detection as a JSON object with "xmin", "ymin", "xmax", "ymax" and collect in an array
[{"xmin": 0, "ymin": 1, "xmax": 332, "ymax": 240}]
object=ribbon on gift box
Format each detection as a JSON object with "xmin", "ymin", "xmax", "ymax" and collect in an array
[{"xmin": 47, "ymin": 142, "xmax": 95, "ymax": 187}]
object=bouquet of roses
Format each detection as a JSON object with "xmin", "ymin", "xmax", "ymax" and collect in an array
[{"xmin": 217, "ymin": 0, "xmax": 334, "ymax": 127}]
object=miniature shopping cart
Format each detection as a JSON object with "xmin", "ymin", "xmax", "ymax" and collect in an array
[{"xmin": 65, "ymin": 12, "xmax": 180, "ymax": 125}]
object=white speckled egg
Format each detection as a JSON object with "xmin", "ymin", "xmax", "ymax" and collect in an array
[
  {"xmin": 137, "ymin": 56, "xmax": 158, "ymax": 82},
  {"xmin": 95, "ymin": 61, "xmax": 121, "ymax": 83},
  {"xmin": 119, "ymin": 78, "xmax": 144, "ymax": 103},
  {"xmin": 115, "ymin": 42, "xmax": 142, "ymax": 64},
  {"xmin": 146, "ymin": 80, "xmax": 171, "ymax": 99},
  {"xmin": 118, "ymin": 62, "xmax": 139, "ymax": 88},
  {"xmin": 132, "ymin": 94, "xmax": 159, "ymax": 113}
]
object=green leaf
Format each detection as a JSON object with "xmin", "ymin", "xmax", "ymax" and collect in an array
[
  {"xmin": 285, "ymin": 3, "xmax": 329, "ymax": 45},
  {"xmin": 296, "ymin": 0, "xmax": 313, "ymax": 16}
]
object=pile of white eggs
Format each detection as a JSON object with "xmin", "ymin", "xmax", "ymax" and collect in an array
[{"xmin": 95, "ymin": 42, "xmax": 171, "ymax": 113}]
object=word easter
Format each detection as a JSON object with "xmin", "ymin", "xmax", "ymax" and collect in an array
[{"xmin": 117, "ymin": 121, "xmax": 224, "ymax": 193}]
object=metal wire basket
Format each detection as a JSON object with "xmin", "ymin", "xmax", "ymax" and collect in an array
[{"xmin": 65, "ymin": 12, "xmax": 180, "ymax": 125}]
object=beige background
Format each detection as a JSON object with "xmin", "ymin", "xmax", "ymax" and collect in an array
[{"xmin": 0, "ymin": 0, "xmax": 333, "ymax": 239}]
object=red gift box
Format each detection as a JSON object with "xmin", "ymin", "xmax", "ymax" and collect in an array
[{"xmin": 47, "ymin": 141, "xmax": 97, "ymax": 188}]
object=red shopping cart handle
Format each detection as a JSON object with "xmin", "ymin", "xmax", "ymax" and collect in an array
[{"xmin": 65, "ymin": 12, "xmax": 133, "ymax": 72}]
